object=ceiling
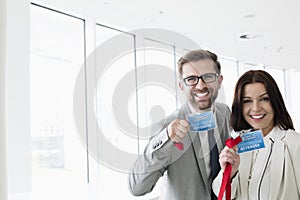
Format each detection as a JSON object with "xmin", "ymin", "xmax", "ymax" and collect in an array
[{"xmin": 34, "ymin": 0, "xmax": 300, "ymax": 70}]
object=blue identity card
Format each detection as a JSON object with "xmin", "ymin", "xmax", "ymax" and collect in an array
[
  {"xmin": 187, "ymin": 111, "xmax": 216, "ymax": 131},
  {"xmin": 238, "ymin": 130, "xmax": 265, "ymax": 153}
]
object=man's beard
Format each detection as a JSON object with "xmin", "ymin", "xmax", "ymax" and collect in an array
[
  {"xmin": 189, "ymin": 95, "xmax": 212, "ymax": 111},
  {"xmin": 190, "ymin": 88, "xmax": 217, "ymax": 111}
]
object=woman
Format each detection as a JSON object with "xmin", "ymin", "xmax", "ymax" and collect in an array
[{"xmin": 213, "ymin": 70, "xmax": 300, "ymax": 199}]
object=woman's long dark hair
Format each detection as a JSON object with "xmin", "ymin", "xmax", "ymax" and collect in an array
[{"xmin": 231, "ymin": 70, "xmax": 294, "ymax": 131}]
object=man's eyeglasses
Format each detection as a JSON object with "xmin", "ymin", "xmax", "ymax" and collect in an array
[{"xmin": 182, "ymin": 73, "xmax": 219, "ymax": 86}]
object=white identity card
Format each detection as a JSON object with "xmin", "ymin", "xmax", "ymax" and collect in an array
[
  {"xmin": 237, "ymin": 130, "xmax": 265, "ymax": 153},
  {"xmin": 187, "ymin": 111, "xmax": 216, "ymax": 131}
]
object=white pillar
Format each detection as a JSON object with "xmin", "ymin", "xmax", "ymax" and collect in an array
[
  {"xmin": 6, "ymin": 0, "xmax": 31, "ymax": 197},
  {"xmin": 0, "ymin": 0, "xmax": 8, "ymax": 199}
]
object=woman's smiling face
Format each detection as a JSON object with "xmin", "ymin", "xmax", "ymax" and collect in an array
[{"xmin": 242, "ymin": 82, "xmax": 275, "ymax": 136}]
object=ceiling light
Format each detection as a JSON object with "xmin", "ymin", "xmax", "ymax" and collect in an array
[
  {"xmin": 238, "ymin": 32, "xmax": 261, "ymax": 40},
  {"xmin": 244, "ymin": 14, "xmax": 255, "ymax": 19}
]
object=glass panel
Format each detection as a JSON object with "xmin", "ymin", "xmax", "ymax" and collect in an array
[
  {"xmin": 135, "ymin": 38, "xmax": 177, "ymax": 199},
  {"xmin": 95, "ymin": 26, "xmax": 137, "ymax": 155},
  {"xmin": 94, "ymin": 25, "xmax": 152, "ymax": 199},
  {"xmin": 92, "ymin": 31, "xmax": 179, "ymax": 199},
  {"xmin": 137, "ymin": 39, "xmax": 177, "ymax": 150},
  {"xmin": 218, "ymin": 57, "xmax": 239, "ymax": 107},
  {"xmin": 266, "ymin": 68, "xmax": 286, "ymax": 101},
  {"xmin": 289, "ymin": 70, "xmax": 300, "ymax": 130},
  {"xmin": 30, "ymin": 5, "xmax": 87, "ymax": 200}
]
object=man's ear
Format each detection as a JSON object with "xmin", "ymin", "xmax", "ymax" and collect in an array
[
  {"xmin": 217, "ymin": 74, "xmax": 223, "ymax": 89},
  {"xmin": 179, "ymin": 81, "xmax": 184, "ymax": 91}
]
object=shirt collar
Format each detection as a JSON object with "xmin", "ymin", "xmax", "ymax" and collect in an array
[{"xmin": 263, "ymin": 126, "xmax": 285, "ymax": 143}]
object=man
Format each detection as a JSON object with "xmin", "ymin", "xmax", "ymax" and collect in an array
[{"xmin": 128, "ymin": 49, "xmax": 230, "ymax": 200}]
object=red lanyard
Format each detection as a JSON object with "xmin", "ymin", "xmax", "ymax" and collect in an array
[
  {"xmin": 174, "ymin": 142, "xmax": 184, "ymax": 150},
  {"xmin": 217, "ymin": 136, "xmax": 242, "ymax": 200}
]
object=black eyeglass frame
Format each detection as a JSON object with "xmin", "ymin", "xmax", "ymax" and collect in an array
[{"xmin": 182, "ymin": 73, "xmax": 220, "ymax": 86}]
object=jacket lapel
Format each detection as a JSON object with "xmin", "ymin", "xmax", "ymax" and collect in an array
[
  {"xmin": 214, "ymin": 110, "xmax": 224, "ymax": 152},
  {"xmin": 180, "ymin": 104, "xmax": 211, "ymax": 196},
  {"xmin": 192, "ymin": 133, "xmax": 211, "ymax": 193},
  {"xmin": 269, "ymin": 131, "xmax": 285, "ymax": 199}
]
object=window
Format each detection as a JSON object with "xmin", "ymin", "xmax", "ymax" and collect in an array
[
  {"xmin": 218, "ymin": 57, "xmax": 239, "ymax": 106},
  {"xmin": 266, "ymin": 68, "xmax": 286, "ymax": 101},
  {"xmin": 30, "ymin": 4, "xmax": 87, "ymax": 199},
  {"xmin": 289, "ymin": 70, "xmax": 300, "ymax": 130}
]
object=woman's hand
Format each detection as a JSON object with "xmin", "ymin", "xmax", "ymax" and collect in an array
[{"xmin": 219, "ymin": 146, "xmax": 240, "ymax": 178}]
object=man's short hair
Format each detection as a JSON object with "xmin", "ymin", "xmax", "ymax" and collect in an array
[{"xmin": 177, "ymin": 49, "xmax": 221, "ymax": 78}]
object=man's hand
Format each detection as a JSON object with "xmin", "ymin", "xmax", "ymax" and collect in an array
[{"xmin": 167, "ymin": 119, "xmax": 190, "ymax": 143}]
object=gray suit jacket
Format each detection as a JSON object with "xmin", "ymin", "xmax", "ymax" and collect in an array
[{"xmin": 128, "ymin": 102, "xmax": 231, "ymax": 200}]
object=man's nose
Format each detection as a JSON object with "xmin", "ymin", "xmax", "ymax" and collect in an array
[{"xmin": 195, "ymin": 78, "xmax": 207, "ymax": 89}]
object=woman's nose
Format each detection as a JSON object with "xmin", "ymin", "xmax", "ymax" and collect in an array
[{"xmin": 252, "ymin": 100, "xmax": 261, "ymax": 111}]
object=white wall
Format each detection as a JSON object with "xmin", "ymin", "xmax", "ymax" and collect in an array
[
  {"xmin": 1, "ymin": 0, "xmax": 8, "ymax": 199},
  {"xmin": 6, "ymin": 0, "xmax": 31, "ymax": 198}
]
